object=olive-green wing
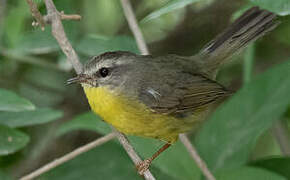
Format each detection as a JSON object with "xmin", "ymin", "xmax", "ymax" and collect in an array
[{"xmin": 140, "ymin": 73, "xmax": 230, "ymax": 115}]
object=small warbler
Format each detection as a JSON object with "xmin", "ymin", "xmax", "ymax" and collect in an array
[{"xmin": 68, "ymin": 7, "xmax": 278, "ymax": 174}]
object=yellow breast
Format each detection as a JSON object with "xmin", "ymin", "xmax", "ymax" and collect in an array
[{"xmin": 82, "ymin": 86, "xmax": 201, "ymax": 143}]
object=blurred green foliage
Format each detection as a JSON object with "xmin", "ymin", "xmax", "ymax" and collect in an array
[
  {"xmin": 195, "ymin": 60, "xmax": 290, "ymax": 171},
  {"xmin": 214, "ymin": 167, "xmax": 286, "ymax": 180},
  {"xmin": 0, "ymin": 0, "xmax": 290, "ymax": 179},
  {"xmin": 0, "ymin": 125, "xmax": 29, "ymax": 156},
  {"xmin": 250, "ymin": 0, "xmax": 290, "ymax": 15},
  {"xmin": 0, "ymin": 88, "xmax": 35, "ymax": 112}
]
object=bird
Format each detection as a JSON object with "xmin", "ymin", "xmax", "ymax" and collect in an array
[{"xmin": 67, "ymin": 7, "xmax": 279, "ymax": 175}]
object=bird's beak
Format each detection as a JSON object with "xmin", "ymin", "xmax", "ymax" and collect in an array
[
  {"xmin": 67, "ymin": 76, "xmax": 80, "ymax": 85},
  {"xmin": 67, "ymin": 74, "xmax": 87, "ymax": 85}
]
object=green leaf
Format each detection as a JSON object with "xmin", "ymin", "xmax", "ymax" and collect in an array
[
  {"xmin": 76, "ymin": 35, "xmax": 139, "ymax": 57},
  {"xmin": 142, "ymin": 0, "xmax": 202, "ymax": 22},
  {"xmin": 251, "ymin": 130, "xmax": 281, "ymax": 159},
  {"xmin": 0, "ymin": 170, "xmax": 12, "ymax": 180},
  {"xmin": 56, "ymin": 112, "xmax": 111, "ymax": 136},
  {"xmin": 215, "ymin": 167, "xmax": 286, "ymax": 180},
  {"xmin": 13, "ymin": 28, "xmax": 60, "ymax": 55},
  {"xmin": 0, "ymin": 88, "xmax": 35, "ymax": 112},
  {"xmin": 0, "ymin": 108, "xmax": 63, "ymax": 128},
  {"xmin": 273, "ymin": 19, "xmax": 290, "ymax": 46},
  {"xmin": 0, "ymin": 125, "xmax": 29, "ymax": 156},
  {"xmin": 19, "ymin": 67, "xmax": 67, "ymax": 107},
  {"xmin": 250, "ymin": 157, "xmax": 290, "ymax": 179},
  {"xmin": 195, "ymin": 59, "xmax": 290, "ymax": 171},
  {"xmin": 40, "ymin": 142, "xmax": 176, "ymax": 180},
  {"xmin": 250, "ymin": 0, "xmax": 290, "ymax": 16},
  {"xmin": 83, "ymin": 0, "xmax": 124, "ymax": 36},
  {"xmin": 3, "ymin": 0, "xmax": 30, "ymax": 47},
  {"xmin": 231, "ymin": 5, "xmax": 254, "ymax": 21}
]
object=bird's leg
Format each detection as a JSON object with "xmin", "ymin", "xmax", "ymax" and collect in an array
[{"xmin": 136, "ymin": 143, "xmax": 171, "ymax": 175}]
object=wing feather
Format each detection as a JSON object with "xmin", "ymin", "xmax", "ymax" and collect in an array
[{"xmin": 141, "ymin": 73, "xmax": 230, "ymax": 115}]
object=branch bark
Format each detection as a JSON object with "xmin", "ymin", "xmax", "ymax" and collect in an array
[
  {"xmin": 26, "ymin": 0, "xmax": 46, "ymax": 30},
  {"xmin": 43, "ymin": 0, "xmax": 83, "ymax": 74},
  {"xmin": 113, "ymin": 128, "xmax": 156, "ymax": 180},
  {"xmin": 120, "ymin": 0, "xmax": 149, "ymax": 55},
  {"xmin": 179, "ymin": 134, "xmax": 216, "ymax": 180},
  {"xmin": 59, "ymin": 11, "xmax": 81, "ymax": 21}
]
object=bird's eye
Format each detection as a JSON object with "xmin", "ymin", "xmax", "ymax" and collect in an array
[{"xmin": 99, "ymin": 67, "xmax": 109, "ymax": 77}]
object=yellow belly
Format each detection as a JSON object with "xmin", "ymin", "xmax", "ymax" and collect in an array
[{"xmin": 83, "ymin": 86, "xmax": 203, "ymax": 143}]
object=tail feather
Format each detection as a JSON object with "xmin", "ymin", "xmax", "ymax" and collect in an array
[{"xmin": 200, "ymin": 7, "xmax": 279, "ymax": 74}]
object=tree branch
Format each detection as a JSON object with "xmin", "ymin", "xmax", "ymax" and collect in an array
[
  {"xmin": 44, "ymin": 11, "xmax": 82, "ymax": 23},
  {"xmin": 43, "ymin": 0, "xmax": 83, "ymax": 74},
  {"xmin": 179, "ymin": 134, "xmax": 216, "ymax": 180},
  {"xmin": 119, "ymin": 0, "xmax": 215, "ymax": 179},
  {"xmin": 20, "ymin": 133, "xmax": 116, "ymax": 180},
  {"xmin": 26, "ymin": 0, "xmax": 46, "ymax": 31},
  {"xmin": 59, "ymin": 11, "xmax": 81, "ymax": 21},
  {"xmin": 120, "ymin": 0, "xmax": 149, "ymax": 55},
  {"xmin": 113, "ymin": 128, "xmax": 156, "ymax": 180}
]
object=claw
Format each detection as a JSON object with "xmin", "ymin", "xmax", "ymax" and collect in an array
[{"xmin": 136, "ymin": 159, "xmax": 152, "ymax": 175}]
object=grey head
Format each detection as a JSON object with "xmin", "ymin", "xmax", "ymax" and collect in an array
[{"xmin": 67, "ymin": 51, "xmax": 155, "ymax": 96}]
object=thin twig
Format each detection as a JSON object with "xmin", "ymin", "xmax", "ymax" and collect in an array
[
  {"xmin": 120, "ymin": 0, "xmax": 215, "ymax": 179},
  {"xmin": 43, "ymin": 11, "xmax": 82, "ymax": 23},
  {"xmin": 272, "ymin": 120, "xmax": 290, "ymax": 155},
  {"xmin": 179, "ymin": 134, "xmax": 216, "ymax": 180},
  {"xmin": 59, "ymin": 11, "xmax": 82, "ymax": 21},
  {"xmin": 20, "ymin": 133, "xmax": 116, "ymax": 180},
  {"xmin": 120, "ymin": 0, "xmax": 149, "ymax": 55},
  {"xmin": 112, "ymin": 128, "xmax": 156, "ymax": 180},
  {"xmin": 26, "ymin": 0, "xmax": 46, "ymax": 31},
  {"xmin": 43, "ymin": 0, "xmax": 83, "ymax": 73}
]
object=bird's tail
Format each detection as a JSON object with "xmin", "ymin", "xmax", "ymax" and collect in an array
[{"xmin": 199, "ymin": 7, "xmax": 279, "ymax": 74}]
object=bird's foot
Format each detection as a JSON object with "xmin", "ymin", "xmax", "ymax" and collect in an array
[{"xmin": 136, "ymin": 158, "xmax": 152, "ymax": 175}]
